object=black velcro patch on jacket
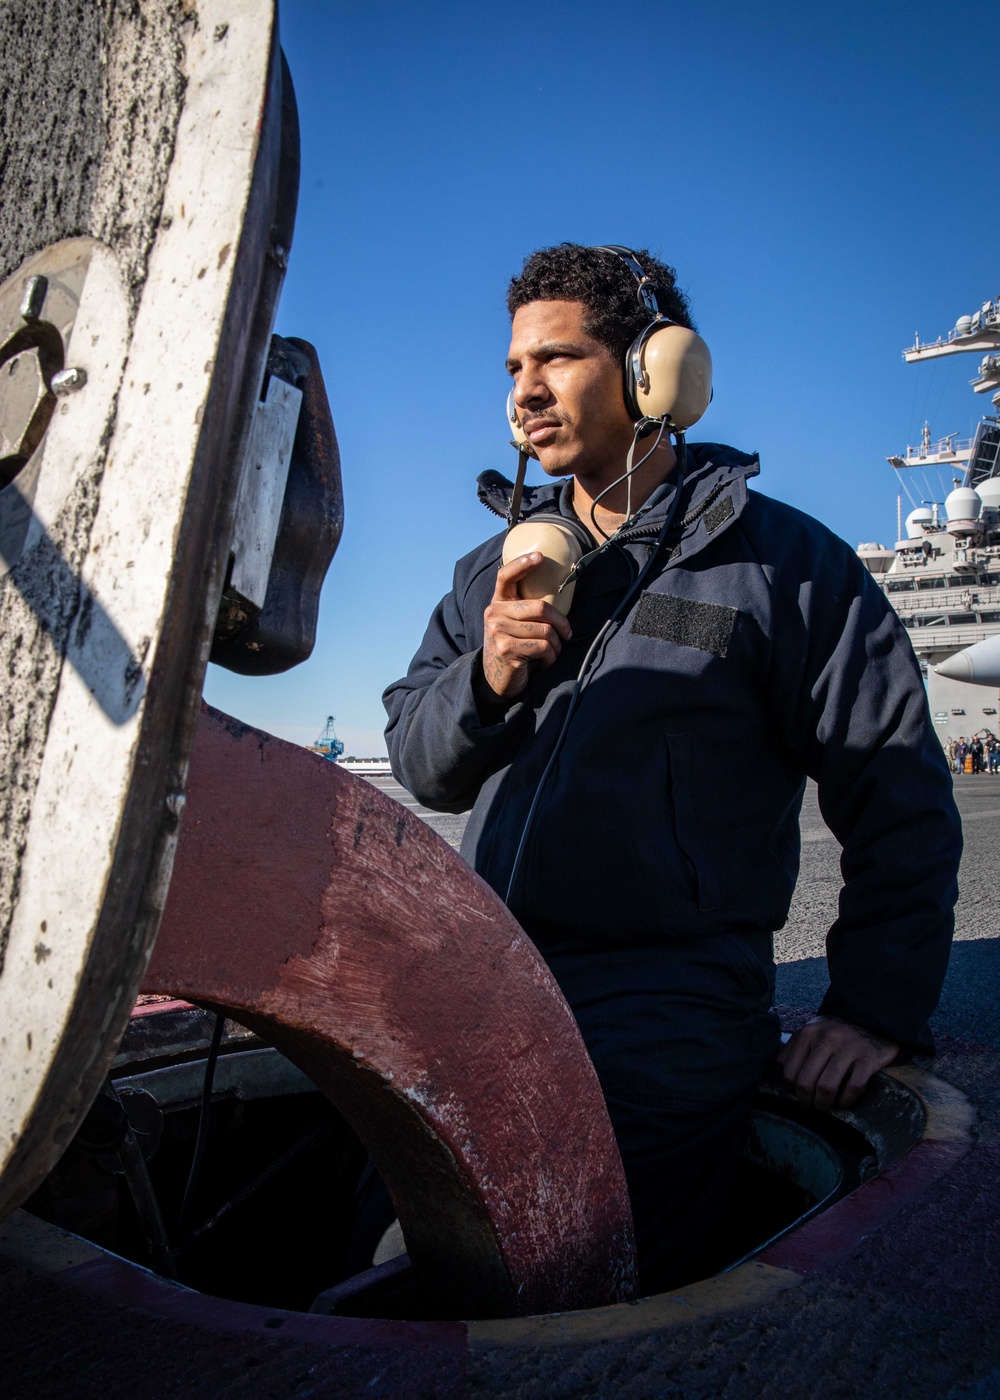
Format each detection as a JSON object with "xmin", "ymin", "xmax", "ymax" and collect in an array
[
  {"xmin": 631, "ymin": 591, "xmax": 736, "ymax": 657},
  {"xmin": 704, "ymin": 494, "xmax": 734, "ymax": 534}
]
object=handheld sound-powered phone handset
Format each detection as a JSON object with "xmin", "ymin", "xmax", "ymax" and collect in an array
[{"xmin": 501, "ymin": 517, "xmax": 586, "ymax": 616}]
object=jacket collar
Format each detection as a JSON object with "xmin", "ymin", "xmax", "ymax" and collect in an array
[{"xmin": 477, "ymin": 443, "xmax": 760, "ymax": 561}]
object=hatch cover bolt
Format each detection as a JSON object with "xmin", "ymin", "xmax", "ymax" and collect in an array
[
  {"xmin": 51, "ymin": 367, "xmax": 87, "ymax": 396},
  {"xmin": 19, "ymin": 275, "xmax": 48, "ymax": 322}
]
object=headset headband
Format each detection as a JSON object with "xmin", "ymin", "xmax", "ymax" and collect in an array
[{"xmin": 592, "ymin": 244, "xmax": 668, "ymax": 321}]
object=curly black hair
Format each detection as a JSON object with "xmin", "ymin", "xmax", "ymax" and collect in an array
[{"xmin": 506, "ymin": 243, "xmax": 695, "ymax": 363}]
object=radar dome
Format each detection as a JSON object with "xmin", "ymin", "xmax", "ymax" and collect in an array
[
  {"xmin": 904, "ymin": 506, "xmax": 934, "ymax": 537},
  {"xmin": 956, "ymin": 315, "xmax": 974, "ymax": 336},
  {"xmin": 945, "ymin": 486, "xmax": 982, "ymax": 532},
  {"xmin": 977, "ymin": 477, "xmax": 1000, "ymax": 512}
]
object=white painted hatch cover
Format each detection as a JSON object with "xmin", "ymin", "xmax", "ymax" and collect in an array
[{"xmin": 0, "ymin": 0, "xmax": 292, "ymax": 1218}]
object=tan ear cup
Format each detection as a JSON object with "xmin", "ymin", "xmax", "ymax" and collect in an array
[
  {"xmin": 501, "ymin": 519, "xmax": 583, "ymax": 616},
  {"xmin": 506, "ymin": 389, "xmax": 537, "ymax": 457},
  {"xmin": 632, "ymin": 323, "xmax": 713, "ymax": 429}
]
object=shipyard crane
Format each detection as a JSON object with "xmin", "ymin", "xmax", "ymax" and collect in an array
[{"xmin": 312, "ymin": 714, "xmax": 345, "ymax": 761}]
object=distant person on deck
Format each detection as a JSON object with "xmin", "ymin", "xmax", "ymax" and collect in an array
[
  {"xmin": 384, "ymin": 243, "xmax": 963, "ymax": 1292},
  {"xmin": 972, "ymin": 736, "xmax": 985, "ymax": 774}
]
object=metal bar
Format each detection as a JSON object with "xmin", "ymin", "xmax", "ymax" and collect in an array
[{"xmin": 106, "ymin": 1080, "xmax": 176, "ymax": 1280}]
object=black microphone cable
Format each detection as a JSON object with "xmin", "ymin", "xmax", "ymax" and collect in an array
[
  {"xmin": 503, "ymin": 434, "xmax": 687, "ymax": 907},
  {"xmin": 178, "ymin": 1012, "xmax": 225, "ymax": 1233},
  {"xmin": 589, "ymin": 416, "xmax": 669, "ymax": 541}
]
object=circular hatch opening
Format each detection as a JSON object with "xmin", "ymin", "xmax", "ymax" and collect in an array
[{"xmin": 21, "ymin": 1004, "xmax": 928, "ymax": 1323}]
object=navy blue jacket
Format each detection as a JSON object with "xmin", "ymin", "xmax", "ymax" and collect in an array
[{"xmin": 384, "ymin": 445, "xmax": 962, "ymax": 1051}]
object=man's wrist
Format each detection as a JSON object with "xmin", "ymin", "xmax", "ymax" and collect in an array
[{"xmin": 472, "ymin": 652, "xmax": 515, "ymax": 724}]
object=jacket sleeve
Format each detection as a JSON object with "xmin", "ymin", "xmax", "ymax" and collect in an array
[
  {"xmin": 382, "ymin": 555, "xmax": 530, "ymax": 813},
  {"xmin": 765, "ymin": 513, "xmax": 962, "ymax": 1052}
]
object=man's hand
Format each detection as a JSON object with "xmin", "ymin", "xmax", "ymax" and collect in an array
[
  {"xmin": 479, "ymin": 552, "xmax": 572, "ymax": 704},
  {"xmin": 777, "ymin": 1015, "xmax": 898, "ymax": 1111}
]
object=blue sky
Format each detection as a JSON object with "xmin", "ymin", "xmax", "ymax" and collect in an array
[{"xmin": 204, "ymin": 0, "xmax": 997, "ymax": 753}]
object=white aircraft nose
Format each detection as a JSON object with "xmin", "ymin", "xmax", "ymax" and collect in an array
[
  {"xmin": 935, "ymin": 633, "xmax": 1000, "ymax": 686},
  {"xmin": 935, "ymin": 652, "xmax": 974, "ymax": 681}
]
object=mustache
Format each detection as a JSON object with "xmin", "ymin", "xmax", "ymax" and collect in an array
[{"xmin": 521, "ymin": 412, "xmax": 563, "ymax": 432}]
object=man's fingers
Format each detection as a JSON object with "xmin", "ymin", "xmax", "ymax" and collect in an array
[
  {"xmin": 812, "ymin": 1053, "xmax": 855, "ymax": 1111},
  {"xmin": 836, "ymin": 1042, "xmax": 895, "ymax": 1107},
  {"xmin": 779, "ymin": 1016, "xmax": 899, "ymax": 1110},
  {"xmin": 786, "ymin": 1042, "xmax": 836, "ymax": 1107},
  {"xmin": 493, "ymin": 561, "xmax": 574, "ymax": 639},
  {"xmin": 536, "ymin": 600, "xmax": 573, "ymax": 640},
  {"xmin": 787, "ymin": 1044, "xmax": 856, "ymax": 1111},
  {"xmin": 486, "ymin": 596, "xmax": 572, "ymax": 641},
  {"xmin": 779, "ymin": 1020, "xmax": 845, "ymax": 1107},
  {"xmin": 481, "ymin": 571, "xmax": 570, "ymax": 700},
  {"xmin": 494, "ymin": 552, "xmax": 544, "ymax": 601},
  {"xmin": 493, "ymin": 635, "xmax": 560, "ymax": 666},
  {"xmin": 777, "ymin": 1028, "xmax": 815, "ymax": 1085},
  {"xmin": 493, "ymin": 618, "xmax": 565, "ymax": 643},
  {"xmin": 837, "ymin": 1060, "xmax": 877, "ymax": 1109}
]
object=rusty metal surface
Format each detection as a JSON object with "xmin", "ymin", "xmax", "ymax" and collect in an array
[{"xmin": 144, "ymin": 704, "xmax": 635, "ymax": 1319}]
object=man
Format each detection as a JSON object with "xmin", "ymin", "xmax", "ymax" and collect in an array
[
  {"xmin": 384, "ymin": 243, "xmax": 961, "ymax": 1292},
  {"xmin": 972, "ymin": 734, "xmax": 985, "ymax": 774}
]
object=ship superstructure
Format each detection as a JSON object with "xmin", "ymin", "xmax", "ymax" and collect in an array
[{"xmin": 858, "ymin": 298, "xmax": 1000, "ymax": 745}]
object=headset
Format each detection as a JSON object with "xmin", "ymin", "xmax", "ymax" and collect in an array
[
  {"xmin": 502, "ymin": 243, "xmax": 713, "ymax": 572},
  {"xmin": 505, "ymin": 244, "xmax": 713, "ymax": 467}
]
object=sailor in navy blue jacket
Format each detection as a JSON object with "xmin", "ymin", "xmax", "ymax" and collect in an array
[
  {"xmin": 386, "ymin": 442, "xmax": 960, "ymax": 1049},
  {"xmin": 383, "ymin": 246, "xmax": 961, "ymax": 1289}
]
